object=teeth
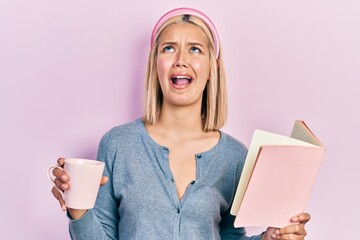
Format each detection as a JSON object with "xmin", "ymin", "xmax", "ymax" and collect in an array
[{"xmin": 173, "ymin": 76, "xmax": 191, "ymax": 79}]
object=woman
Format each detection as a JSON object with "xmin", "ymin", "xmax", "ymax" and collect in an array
[{"xmin": 51, "ymin": 8, "xmax": 310, "ymax": 240}]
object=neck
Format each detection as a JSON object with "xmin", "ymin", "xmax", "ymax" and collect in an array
[{"xmin": 156, "ymin": 102, "xmax": 204, "ymax": 138}]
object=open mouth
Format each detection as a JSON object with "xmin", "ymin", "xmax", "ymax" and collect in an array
[{"xmin": 171, "ymin": 75, "xmax": 192, "ymax": 86}]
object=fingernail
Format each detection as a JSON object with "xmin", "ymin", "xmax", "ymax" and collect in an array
[
  {"xmin": 271, "ymin": 233, "xmax": 276, "ymax": 238},
  {"xmin": 62, "ymin": 175, "xmax": 67, "ymax": 181},
  {"xmin": 275, "ymin": 230, "xmax": 279, "ymax": 235},
  {"xmin": 292, "ymin": 216, "xmax": 299, "ymax": 222},
  {"xmin": 62, "ymin": 205, "xmax": 67, "ymax": 211}
]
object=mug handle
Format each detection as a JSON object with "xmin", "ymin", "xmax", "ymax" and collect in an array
[{"xmin": 47, "ymin": 165, "xmax": 65, "ymax": 198}]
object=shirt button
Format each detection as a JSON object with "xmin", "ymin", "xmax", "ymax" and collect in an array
[
  {"xmin": 190, "ymin": 180, "xmax": 195, "ymax": 185},
  {"xmin": 177, "ymin": 208, "xmax": 180, "ymax": 214},
  {"xmin": 196, "ymin": 154, "xmax": 202, "ymax": 159}
]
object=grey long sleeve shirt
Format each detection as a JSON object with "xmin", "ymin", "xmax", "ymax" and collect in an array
[{"xmin": 68, "ymin": 118, "xmax": 262, "ymax": 240}]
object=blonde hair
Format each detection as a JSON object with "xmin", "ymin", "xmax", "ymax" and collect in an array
[{"xmin": 143, "ymin": 15, "xmax": 227, "ymax": 131}]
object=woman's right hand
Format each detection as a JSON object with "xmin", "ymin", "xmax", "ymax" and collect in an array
[
  {"xmin": 51, "ymin": 157, "xmax": 109, "ymax": 219},
  {"xmin": 51, "ymin": 157, "xmax": 69, "ymax": 211}
]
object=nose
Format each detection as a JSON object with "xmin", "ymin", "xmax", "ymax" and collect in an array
[{"xmin": 173, "ymin": 50, "xmax": 188, "ymax": 68}]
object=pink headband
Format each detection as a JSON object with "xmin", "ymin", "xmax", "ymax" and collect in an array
[{"xmin": 150, "ymin": 7, "xmax": 220, "ymax": 58}]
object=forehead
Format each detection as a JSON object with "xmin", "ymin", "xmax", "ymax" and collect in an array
[{"xmin": 158, "ymin": 22, "xmax": 209, "ymax": 44}]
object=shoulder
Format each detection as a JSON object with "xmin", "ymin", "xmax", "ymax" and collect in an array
[
  {"xmin": 218, "ymin": 132, "xmax": 249, "ymax": 183},
  {"xmin": 214, "ymin": 131, "xmax": 248, "ymax": 170},
  {"xmin": 99, "ymin": 118, "xmax": 144, "ymax": 148},
  {"xmin": 220, "ymin": 131, "xmax": 248, "ymax": 156},
  {"xmin": 107, "ymin": 118, "xmax": 142, "ymax": 137}
]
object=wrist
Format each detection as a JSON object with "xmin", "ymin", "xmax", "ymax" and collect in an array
[
  {"xmin": 261, "ymin": 230, "xmax": 272, "ymax": 240},
  {"xmin": 261, "ymin": 231, "xmax": 266, "ymax": 240},
  {"xmin": 68, "ymin": 208, "xmax": 88, "ymax": 220}
]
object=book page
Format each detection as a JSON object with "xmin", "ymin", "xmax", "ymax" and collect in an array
[
  {"xmin": 291, "ymin": 120, "xmax": 324, "ymax": 147},
  {"xmin": 230, "ymin": 129, "xmax": 318, "ymax": 216}
]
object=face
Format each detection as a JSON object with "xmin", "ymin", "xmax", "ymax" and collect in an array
[{"xmin": 156, "ymin": 22, "xmax": 211, "ymax": 108}]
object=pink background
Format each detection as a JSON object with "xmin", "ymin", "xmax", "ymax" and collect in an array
[{"xmin": 1, "ymin": 0, "xmax": 359, "ymax": 239}]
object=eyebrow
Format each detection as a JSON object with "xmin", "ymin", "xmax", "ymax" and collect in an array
[
  {"xmin": 159, "ymin": 41, "xmax": 205, "ymax": 48},
  {"xmin": 187, "ymin": 42, "xmax": 205, "ymax": 48},
  {"xmin": 159, "ymin": 41, "xmax": 177, "ymax": 47}
]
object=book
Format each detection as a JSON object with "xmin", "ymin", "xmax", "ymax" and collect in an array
[{"xmin": 230, "ymin": 120, "xmax": 325, "ymax": 228}]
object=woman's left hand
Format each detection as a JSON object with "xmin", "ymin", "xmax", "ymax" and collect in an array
[{"xmin": 262, "ymin": 213, "xmax": 311, "ymax": 240}]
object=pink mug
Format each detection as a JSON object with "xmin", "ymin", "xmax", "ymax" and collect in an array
[{"xmin": 47, "ymin": 158, "xmax": 105, "ymax": 209}]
